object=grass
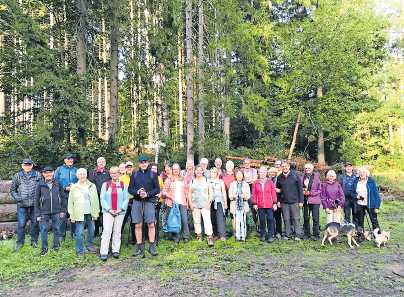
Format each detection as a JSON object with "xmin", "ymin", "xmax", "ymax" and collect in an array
[
  {"xmin": 1, "ymin": 199, "xmax": 404, "ymax": 288},
  {"xmin": 373, "ymin": 170, "xmax": 404, "ymax": 194}
]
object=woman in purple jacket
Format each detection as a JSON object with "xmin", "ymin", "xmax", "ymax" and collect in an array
[
  {"xmin": 321, "ymin": 170, "xmax": 345, "ymax": 224},
  {"xmin": 300, "ymin": 163, "xmax": 322, "ymax": 240}
]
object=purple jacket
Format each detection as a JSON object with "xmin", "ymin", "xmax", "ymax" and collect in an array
[
  {"xmin": 300, "ymin": 172, "xmax": 321, "ymax": 205},
  {"xmin": 321, "ymin": 181, "xmax": 345, "ymax": 209}
]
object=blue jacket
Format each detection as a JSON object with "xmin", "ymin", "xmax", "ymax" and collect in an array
[
  {"xmin": 100, "ymin": 180, "xmax": 129, "ymax": 214},
  {"xmin": 128, "ymin": 168, "xmax": 160, "ymax": 203},
  {"xmin": 10, "ymin": 170, "xmax": 41, "ymax": 207},
  {"xmin": 54, "ymin": 165, "xmax": 78, "ymax": 190},
  {"xmin": 351, "ymin": 177, "xmax": 381, "ymax": 209}
]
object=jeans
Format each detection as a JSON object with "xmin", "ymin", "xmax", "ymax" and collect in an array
[
  {"xmin": 344, "ymin": 196, "xmax": 357, "ymax": 225},
  {"xmin": 303, "ymin": 203, "xmax": 320, "ymax": 237},
  {"xmin": 75, "ymin": 214, "xmax": 95, "ymax": 254},
  {"xmin": 16, "ymin": 206, "xmax": 39, "ymax": 245},
  {"xmin": 100, "ymin": 212, "xmax": 125, "ymax": 255},
  {"xmin": 356, "ymin": 205, "xmax": 379, "ymax": 231},
  {"xmin": 213, "ymin": 202, "xmax": 226, "ymax": 238},
  {"xmin": 258, "ymin": 208, "xmax": 274, "ymax": 239},
  {"xmin": 281, "ymin": 203, "xmax": 302, "ymax": 238},
  {"xmin": 39, "ymin": 213, "xmax": 62, "ymax": 250},
  {"xmin": 274, "ymin": 208, "xmax": 283, "ymax": 236},
  {"xmin": 61, "ymin": 212, "xmax": 76, "ymax": 239}
]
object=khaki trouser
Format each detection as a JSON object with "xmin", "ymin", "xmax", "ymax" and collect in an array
[
  {"xmin": 192, "ymin": 208, "xmax": 213, "ymax": 236},
  {"xmin": 100, "ymin": 212, "xmax": 125, "ymax": 255}
]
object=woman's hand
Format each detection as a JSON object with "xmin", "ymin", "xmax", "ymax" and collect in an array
[
  {"xmin": 325, "ymin": 208, "xmax": 331, "ymax": 214},
  {"xmin": 374, "ymin": 208, "xmax": 379, "ymax": 214}
]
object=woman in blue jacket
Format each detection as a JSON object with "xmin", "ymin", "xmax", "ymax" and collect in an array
[{"xmin": 351, "ymin": 167, "xmax": 381, "ymax": 232}]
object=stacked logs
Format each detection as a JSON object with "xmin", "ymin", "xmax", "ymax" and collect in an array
[{"xmin": 0, "ymin": 180, "xmax": 18, "ymax": 234}]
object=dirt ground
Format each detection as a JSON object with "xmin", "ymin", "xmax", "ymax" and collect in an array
[{"xmin": 2, "ymin": 246, "xmax": 404, "ymax": 297}]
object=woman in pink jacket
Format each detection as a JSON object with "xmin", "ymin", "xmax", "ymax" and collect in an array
[
  {"xmin": 252, "ymin": 166, "xmax": 277, "ymax": 243},
  {"xmin": 162, "ymin": 164, "xmax": 190, "ymax": 243}
]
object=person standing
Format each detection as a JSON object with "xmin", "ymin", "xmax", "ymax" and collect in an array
[
  {"xmin": 162, "ymin": 163, "xmax": 190, "ymax": 243},
  {"xmin": 188, "ymin": 165, "xmax": 214, "ymax": 246},
  {"xmin": 151, "ymin": 163, "xmax": 165, "ymax": 244},
  {"xmin": 269, "ymin": 167, "xmax": 283, "ymax": 239},
  {"xmin": 276, "ymin": 161, "xmax": 304, "ymax": 241},
  {"xmin": 54, "ymin": 153, "xmax": 78, "ymax": 239},
  {"xmin": 10, "ymin": 158, "xmax": 41, "ymax": 251},
  {"xmin": 129, "ymin": 155, "xmax": 160, "ymax": 257},
  {"xmin": 99, "ymin": 166, "xmax": 129, "ymax": 261},
  {"xmin": 35, "ymin": 166, "xmax": 67, "ymax": 256},
  {"xmin": 89, "ymin": 157, "xmax": 111, "ymax": 237},
  {"xmin": 214, "ymin": 158, "xmax": 225, "ymax": 179},
  {"xmin": 121, "ymin": 161, "xmax": 135, "ymax": 244},
  {"xmin": 209, "ymin": 167, "xmax": 227, "ymax": 241},
  {"xmin": 321, "ymin": 170, "xmax": 345, "ymax": 224},
  {"xmin": 338, "ymin": 162, "xmax": 357, "ymax": 224},
  {"xmin": 228, "ymin": 170, "xmax": 250, "ymax": 241},
  {"xmin": 68, "ymin": 168, "xmax": 100, "ymax": 257},
  {"xmin": 351, "ymin": 167, "xmax": 381, "ymax": 233},
  {"xmin": 242, "ymin": 158, "xmax": 258, "ymax": 232},
  {"xmin": 300, "ymin": 163, "xmax": 322, "ymax": 240}
]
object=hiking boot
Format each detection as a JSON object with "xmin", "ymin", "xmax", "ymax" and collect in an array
[
  {"xmin": 294, "ymin": 237, "xmax": 301, "ymax": 241},
  {"xmin": 196, "ymin": 234, "xmax": 202, "ymax": 241},
  {"xmin": 100, "ymin": 254, "xmax": 108, "ymax": 262},
  {"xmin": 302, "ymin": 234, "xmax": 310, "ymax": 240},
  {"xmin": 207, "ymin": 236, "xmax": 214, "ymax": 247},
  {"xmin": 282, "ymin": 236, "xmax": 289, "ymax": 240},
  {"xmin": 148, "ymin": 242, "xmax": 158, "ymax": 256},
  {"xmin": 133, "ymin": 243, "xmax": 145, "ymax": 257},
  {"xmin": 87, "ymin": 246, "xmax": 97, "ymax": 254},
  {"xmin": 259, "ymin": 236, "xmax": 266, "ymax": 242},
  {"xmin": 14, "ymin": 244, "xmax": 23, "ymax": 252},
  {"xmin": 276, "ymin": 233, "xmax": 281, "ymax": 240},
  {"xmin": 31, "ymin": 242, "xmax": 38, "ymax": 248},
  {"xmin": 112, "ymin": 252, "xmax": 120, "ymax": 259},
  {"xmin": 267, "ymin": 237, "xmax": 275, "ymax": 243},
  {"xmin": 40, "ymin": 249, "xmax": 48, "ymax": 256}
]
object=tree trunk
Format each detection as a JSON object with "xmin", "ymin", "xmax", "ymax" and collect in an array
[
  {"xmin": 288, "ymin": 112, "xmax": 301, "ymax": 160},
  {"xmin": 185, "ymin": 0, "xmax": 194, "ymax": 163},
  {"xmin": 108, "ymin": 0, "xmax": 119, "ymax": 143},
  {"xmin": 0, "ymin": 34, "xmax": 5, "ymax": 118},
  {"xmin": 0, "ymin": 204, "xmax": 17, "ymax": 222},
  {"xmin": 388, "ymin": 121, "xmax": 394, "ymax": 154},
  {"xmin": 0, "ymin": 180, "xmax": 11, "ymax": 193},
  {"xmin": 76, "ymin": 0, "xmax": 87, "ymax": 76},
  {"xmin": 0, "ymin": 193, "xmax": 14, "ymax": 204},
  {"xmin": 0, "ymin": 221, "xmax": 18, "ymax": 233},
  {"xmin": 224, "ymin": 115, "xmax": 230, "ymax": 149},
  {"xmin": 317, "ymin": 87, "xmax": 326, "ymax": 167},
  {"xmin": 178, "ymin": 31, "xmax": 184, "ymax": 148},
  {"xmin": 197, "ymin": 0, "xmax": 205, "ymax": 156}
]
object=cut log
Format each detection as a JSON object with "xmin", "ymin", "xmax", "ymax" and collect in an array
[
  {"xmin": 0, "ymin": 204, "xmax": 17, "ymax": 222},
  {"xmin": 0, "ymin": 180, "xmax": 11, "ymax": 193},
  {"xmin": 0, "ymin": 221, "xmax": 17, "ymax": 232},
  {"xmin": 0, "ymin": 193, "xmax": 15, "ymax": 204}
]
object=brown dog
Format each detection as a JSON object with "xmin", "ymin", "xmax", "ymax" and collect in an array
[{"xmin": 321, "ymin": 222, "xmax": 360, "ymax": 248}]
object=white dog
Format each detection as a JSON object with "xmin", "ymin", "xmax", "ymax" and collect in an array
[{"xmin": 373, "ymin": 228, "xmax": 390, "ymax": 248}]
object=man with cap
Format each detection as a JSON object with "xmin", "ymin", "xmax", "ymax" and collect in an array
[
  {"xmin": 35, "ymin": 166, "xmax": 67, "ymax": 256},
  {"xmin": 54, "ymin": 153, "xmax": 78, "ymax": 238},
  {"xmin": 10, "ymin": 158, "xmax": 41, "ymax": 251},
  {"xmin": 128, "ymin": 155, "xmax": 160, "ymax": 257},
  {"xmin": 338, "ymin": 162, "xmax": 357, "ymax": 225}
]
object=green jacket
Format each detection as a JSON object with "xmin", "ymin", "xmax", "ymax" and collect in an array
[{"xmin": 68, "ymin": 180, "xmax": 100, "ymax": 221}]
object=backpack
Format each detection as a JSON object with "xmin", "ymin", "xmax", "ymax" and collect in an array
[
  {"xmin": 105, "ymin": 180, "xmax": 124, "ymax": 191},
  {"xmin": 163, "ymin": 202, "xmax": 181, "ymax": 233}
]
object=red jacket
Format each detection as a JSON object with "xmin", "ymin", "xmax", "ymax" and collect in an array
[{"xmin": 252, "ymin": 179, "xmax": 277, "ymax": 208}]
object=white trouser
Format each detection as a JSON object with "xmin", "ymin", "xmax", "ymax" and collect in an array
[
  {"xmin": 100, "ymin": 212, "xmax": 125, "ymax": 255},
  {"xmin": 235, "ymin": 209, "xmax": 247, "ymax": 240},
  {"xmin": 192, "ymin": 208, "xmax": 213, "ymax": 236}
]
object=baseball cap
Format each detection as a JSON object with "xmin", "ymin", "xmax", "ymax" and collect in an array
[
  {"xmin": 42, "ymin": 165, "xmax": 53, "ymax": 172},
  {"xmin": 63, "ymin": 153, "xmax": 75, "ymax": 159},
  {"xmin": 138, "ymin": 155, "xmax": 149, "ymax": 162},
  {"xmin": 345, "ymin": 162, "xmax": 353, "ymax": 166},
  {"xmin": 126, "ymin": 161, "xmax": 134, "ymax": 167},
  {"xmin": 22, "ymin": 158, "xmax": 33, "ymax": 165}
]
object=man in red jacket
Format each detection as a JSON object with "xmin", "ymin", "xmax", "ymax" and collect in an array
[{"xmin": 252, "ymin": 166, "xmax": 277, "ymax": 243}]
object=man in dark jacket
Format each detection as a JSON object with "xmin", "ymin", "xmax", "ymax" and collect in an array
[
  {"xmin": 338, "ymin": 162, "xmax": 357, "ymax": 225},
  {"xmin": 129, "ymin": 155, "xmax": 160, "ymax": 257},
  {"xmin": 35, "ymin": 166, "xmax": 67, "ymax": 256},
  {"xmin": 88, "ymin": 156, "xmax": 111, "ymax": 236},
  {"xmin": 276, "ymin": 161, "xmax": 304, "ymax": 241},
  {"xmin": 10, "ymin": 158, "xmax": 41, "ymax": 251}
]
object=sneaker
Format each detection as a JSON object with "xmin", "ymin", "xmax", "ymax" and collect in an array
[
  {"xmin": 302, "ymin": 234, "xmax": 310, "ymax": 240},
  {"xmin": 40, "ymin": 249, "xmax": 48, "ymax": 256},
  {"xmin": 87, "ymin": 246, "xmax": 97, "ymax": 254},
  {"xmin": 276, "ymin": 233, "xmax": 281, "ymax": 240},
  {"xmin": 53, "ymin": 246, "xmax": 60, "ymax": 252},
  {"xmin": 148, "ymin": 242, "xmax": 158, "ymax": 256},
  {"xmin": 100, "ymin": 254, "xmax": 108, "ymax": 262},
  {"xmin": 112, "ymin": 252, "xmax": 120, "ymax": 259},
  {"xmin": 294, "ymin": 237, "xmax": 301, "ymax": 241},
  {"xmin": 267, "ymin": 237, "xmax": 275, "ymax": 243},
  {"xmin": 282, "ymin": 236, "xmax": 289, "ymax": 240},
  {"xmin": 207, "ymin": 236, "xmax": 214, "ymax": 247},
  {"xmin": 133, "ymin": 243, "xmax": 145, "ymax": 257},
  {"xmin": 259, "ymin": 236, "xmax": 266, "ymax": 242},
  {"xmin": 31, "ymin": 242, "xmax": 38, "ymax": 248},
  {"xmin": 183, "ymin": 238, "xmax": 190, "ymax": 243}
]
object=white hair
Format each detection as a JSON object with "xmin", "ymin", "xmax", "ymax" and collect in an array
[
  {"xmin": 259, "ymin": 166, "xmax": 268, "ymax": 172},
  {"xmin": 326, "ymin": 170, "xmax": 337, "ymax": 178},
  {"xmin": 215, "ymin": 158, "xmax": 222, "ymax": 164},
  {"xmin": 97, "ymin": 157, "xmax": 106, "ymax": 163},
  {"xmin": 76, "ymin": 168, "xmax": 87, "ymax": 177},
  {"xmin": 200, "ymin": 158, "xmax": 209, "ymax": 165},
  {"xmin": 268, "ymin": 167, "xmax": 277, "ymax": 173},
  {"xmin": 225, "ymin": 160, "xmax": 234, "ymax": 170},
  {"xmin": 357, "ymin": 166, "xmax": 370, "ymax": 177},
  {"xmin": 304, "ymin": 163, "xmax": 314, "ymax": 170}
]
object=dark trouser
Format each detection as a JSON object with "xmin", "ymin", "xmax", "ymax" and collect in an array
[
  {"xmin": 39, "ymin": 213, "xmax": 62, "ymax": 251},
  {"xmin": 122, "ymin": 200, "xmax": 135, "ymax": 243},
  {"xmin": 356, "ymin": 205, "xmax": 379, "ymax": 231},
  {"xmin": 155, "ymin": 202, "xmax": 161, "ymax": 243},
  {"xmin": 303, "ymin": 203, "xmax": 320, "ymax": 237},
  {"xmin": 16, "ymin": 206, "xmax": 39, "ymax": 245},
  {"xmin": 274, "ymin": 208, "xmax": 283, "ymax": 236},
  {"xmin": 94, "ymin": 213, "xmax": 102, "ymax": 237},
  {"xmin": 211, "ymin": 203, "xmax": 218, "ymax": 236},
  {"xmin": 344, "ymin": 196, "xmax": 357, "ymax": 225},
  {"xmin": 258, "ymin": 208, "xmax": 274, "ymax": 239},
  {"xmin": 164, "ymin": 204, "xmax": 190, "ymax": 241},
  {"xmin": 213, "ymin": 202, "xmax": 226, "ymax": 238},
  {"xmin": 75, "ymin": 214, "xmax": 95, "ymax": 254},
  {"xmin": 281, "ymin": 203, "xmax": 302, "ymax": 238},
  {"xmin": 248, "ymin": 198, "xmax": 258, "ymax": 230},
  {"xmin": 61, "ymin": 192, "xmax": 75, "ymax": 238}
]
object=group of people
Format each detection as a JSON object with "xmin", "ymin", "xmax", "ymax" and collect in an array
[{"xmin": 9, "ymin": 154, "xmax": 382, "ymax": 260}]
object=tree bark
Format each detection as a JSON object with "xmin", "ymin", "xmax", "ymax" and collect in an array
[
  {"xmin": 317, "ymin": 87, "xmax": 326, "ymax": 167},
  {"xmin": 288, "ymin": 112, "xmax": 301, "ymax": 160},
  {"xmin": 0, "ymin": 221, "xmax": 18, "ymax": 233},
  {"xmin": 197, "ymin": 0, "xmax": 205, "ymax": 156},
  {"xmin": 0, "ymin": 193, "xmax": 14, "ymax": 204},
  {"xmin": 224, "ymin": 115, "xmax": 230, "ymax": 149},
  {"xmin": 76, "ymin": 0, "xmax": 87, "ymax": 76},
  {"xmin": 178, "ymin": 31, "xmax": 184, "ymax": 148},
  {"xmin": 0, "ymin": 34, "xmax": 5, "ymax": 118},
  {"xmin": 185, "ymin": 0, "xmax": 194, "ymax": 163},
  {"xmin": 0, "ymin": 204, "xmax": 17, "ymax": 222}
]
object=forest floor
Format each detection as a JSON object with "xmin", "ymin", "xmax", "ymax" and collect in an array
[{"xmin": 1, "ymin": 199, "xmax": 404, "ymax": 297}]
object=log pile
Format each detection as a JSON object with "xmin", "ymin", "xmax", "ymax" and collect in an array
[{"xmin": 0, "ymin": 180, "xmax": 18, "ymax": 234}]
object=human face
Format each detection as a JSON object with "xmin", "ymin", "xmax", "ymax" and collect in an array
[
  {"xmin": 110, "ymin": 169, "xmax": 120, "ymax": 181},
  {"xmin": 236, "ymin": 171, "xmax": 244, "ymax": 182},
  {"xmin": 215, "ymin": 159, "xmax": 222, "ymax": 169},
  {"xmin": 186, "ymin": 163, "xmax": 194, "ymax": 173},
  {"xmin": 269, "ymin": 169, "xmax": 277, "ymax": 178},
  {"xmin": 77, "ymin": 171, "xmax": 87, "ymax": 182},
  {"xmin": 64, "ymin": 158, "xmax": 74, "ymax": 167},
  {"xmin": 259, "ymin": 168, "xmax": 268, "ymax": 179},
  {"xmin": 304, "ymin": 165, "xmax": 313, "ymax": 175},
  {"xmin": 345, "ymin": 165, "xmax": 353, "ymax": 175},
  {"xmin": 22, "ymin": 163, "xmax": 33, "ymax": 173},
  {"xmin": 327, "ymin": 174, "xmax": 336, "ymax": 183},
  {"xmin": 210, "ymin": 168, "xmax": 218, "ymax": 179},
  {"xmin": 126, "ymin": 166, "xmax": 133, "ymax": 175},
  {"xmin": 151, "ymin": 165, "xmax": 158, "ymax": 173},
  {"xmin": 282, "ymin": 163, "xmax": 290, "ymax": 174},
  {"xmin": 244, "ymin": 159, "xmax": 251, "ymax": 169},
  {"xmin": 42, "ymin": 171, "xmax": 54, "ymax": 181},
  {"xmin": 172, "ymin": 165, "xmax": 180, "ymax": 177},
  {"xmin": 200, "ymin": 163, "xmax": 208, "ymax": 171},
  {"xmin": 195, "ymin": 167, "xmax": 204, "ymax": 177},
  {"xmin": 119, "ymin": 164, "xmax": 126, "ymax": 175},
  {"xmin": 97, "ymin": 158, "xmax": 106, "ymax": 169},
  {"xmin": 139, "ymin": 161, "xmax": 149, "ymax": 171},
  {"xmin": 359, "ymin": 170, "xmax": 367, "ymax": 180}
]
